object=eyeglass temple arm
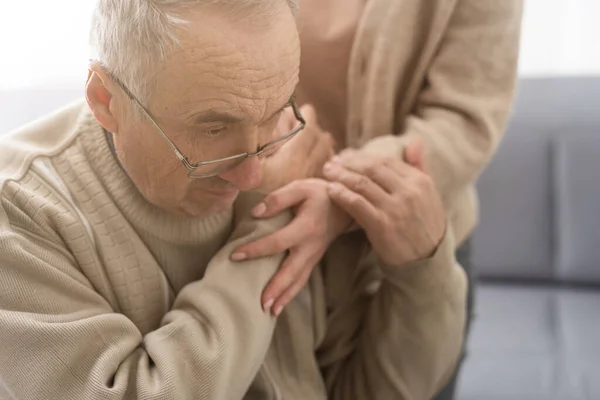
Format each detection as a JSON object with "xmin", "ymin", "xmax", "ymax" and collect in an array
[
  {"xmin": 132, "ymin": 100, "xmax": 189, "ymax": 163},
  {"xmin": 111, "ymin": 75, "xmax": 190, "ymax": 165},
  {"xmin": 290, "ymin": 99, "xmax": 306, "ymax": 125}
]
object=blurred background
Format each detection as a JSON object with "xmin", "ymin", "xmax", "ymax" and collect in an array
[{"xmin": 1, "ymin": 1, "xmax": 599, "ymax": 399}]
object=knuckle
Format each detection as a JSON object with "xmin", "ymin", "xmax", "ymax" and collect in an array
[
  {"xmin": 345, "ymin": 191, "xmax": 360, "ymax": 207},
  {"xmin": 366, "ymin": 159, "xmax": 388, "ymax": 177},
  {"xmin": 381, "ymin": 157, "xmax": 395, "ymax": 168},
  {"xmin": 288, "ymin": 271, "xmax": 306, "ymax": 289},
  {"xmin": 275, "ymin": 271, "xmax": 295, "ymax": 290},
  {"xmin": 293, "ymin": 180, "xmax": 309, "ymax": 194},
  {"xmin": 290, "ymin": 181, "xmax": 311, "ymax": 198},
  {"xmin": 364, "ymin": 163, "xmax": 379, "ymax": 177},
  {"xmin": 353, "ymin": 176, "xmax": 370, "ymax": 192},
  {"xmin": 268, "ymin": 277, "xmax": 287, "ymax": 295},
  {"xmin": 403, "ymin": 188, "xmax": 421, "ymax": 206},
  {"xmin": 413, "ymin": 171, "xmax": 428, "ymax": 186},
  {"xmin": 283, "ymin": 272, "xmax": 298, "ymax": 288},
  {"xmin": 413, "ymin": 170, "xmax": 433, "ymax": 189},
  {"xmin": 390, "ymin": 206, "xmax": 405, "ymax": 222}
]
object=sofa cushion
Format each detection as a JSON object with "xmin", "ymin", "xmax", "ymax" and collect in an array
[
  {"xmin": 554, "ymin": 130, "xmax": 600, "ymax": 283},
  {"xmin": 473, "ymin": 127, "xmax": 554, "ymax": 280},
  {"xmin": 473, "ymin": 77, "xmax": 600, "ymax": 283},
  {"xmin": 458, "ymin": 283, "xmax": 600, "ymax": 400}
]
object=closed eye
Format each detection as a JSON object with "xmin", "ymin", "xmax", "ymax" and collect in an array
[{"xmin": 203, "ymin": 125, "xmax": 229, "ymax": 138}]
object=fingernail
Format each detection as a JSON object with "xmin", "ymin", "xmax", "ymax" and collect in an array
[
  {"xmin": 323, "ymin": 162, "xmax": 333, "ymax": 173},
  {"xmin": 273, "ymin": 305, "xmax": 284, "ymax": 317},
  {"xmin": 331, "ymin": 156, "xmax": 342, "ymax": 164},
  {"xmin": 263, "ymin": 298, "xmax": 274, "ymax": 312},
  {"xmin": 252, "ymin": 202, "xmax": 267, "ymax": 218},
  {"xmin": 231, "ymin": 252, "xmax": 247, "ymax": 261}
]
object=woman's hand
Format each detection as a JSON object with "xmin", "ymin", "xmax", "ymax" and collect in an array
[
  {"xmin": 323, "ymin": 138, "xmax": 447, "ymax": 268},
  {"xmin": 231, "ymin": 179, "xmax": 352, "ymax": 316}
]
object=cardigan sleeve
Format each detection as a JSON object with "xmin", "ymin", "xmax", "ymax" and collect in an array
[
  {"xmin": 0, "ymin": 191, "xmax": 288, "ymax": 400},
  {"xmin": 318, "ymin": 227, "xmax": 467, "ymax": 399},
  {"xmin": 359, "ymin": 0, "xmax": 523, "ymax": 201}
]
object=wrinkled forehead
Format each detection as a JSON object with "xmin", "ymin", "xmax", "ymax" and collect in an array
[{"xmin": 149, "ymin": 6, "xmax": 300, "ymax": 122}]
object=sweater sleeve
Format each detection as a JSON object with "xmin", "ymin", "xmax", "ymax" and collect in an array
[
  {"xmin": 359, "ymin": 0, "xmax": 523, "ymax": 200},
  {"xmin": 318, "ymin": 228, "xmax": 467, "ymax": 399},
  {"xmin": 0, "ymin": 194, "xmax": 289, "ymax": 400}
]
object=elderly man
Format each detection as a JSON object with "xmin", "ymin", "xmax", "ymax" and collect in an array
[{"xmin": 0, "ymin": 1, "xmax": 466, "ymax": 399}]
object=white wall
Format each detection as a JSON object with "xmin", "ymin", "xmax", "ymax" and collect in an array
[
  {"xmin": 0, "ymin": 1, "xmax": 94, "ymax": 90},
  {"xmin": 0, "ymin": 0, "xmax": 598, "ymax": 131},
  {"xmin": 519, "ymin": 0, "xmax": 600, "ymax": 77},
  {"xmin": 0, "ymin": 0, "xmax": 599, "ymax": 92}
]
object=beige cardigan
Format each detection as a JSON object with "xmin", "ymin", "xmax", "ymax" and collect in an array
[{"xmin": 348, "ymin": 0, "xmax": 523, "ymax": 245}]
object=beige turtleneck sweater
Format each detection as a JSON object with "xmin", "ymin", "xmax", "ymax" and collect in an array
[{"xmin": 0, "ymin": 100, "xmax": 466, "ymax": 399}]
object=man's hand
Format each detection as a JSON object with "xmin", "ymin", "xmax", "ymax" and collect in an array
[
  {"xmin": 323, "ymin": 138, "xmax": 447, "ymax": 268},
  {"xmin": 258, "ymin": 104, "xmax": 335, "ymax": 193},
  {"xmin": 231, "ymin": 179, "xmax": 352, "ymax": 316}
]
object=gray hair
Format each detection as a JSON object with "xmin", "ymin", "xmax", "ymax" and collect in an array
[{"xmin": 90, "ymin": 0, "xmax": 299, "ymax": 103}]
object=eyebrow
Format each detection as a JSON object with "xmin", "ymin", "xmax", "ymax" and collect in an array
[
  {"xmin": 188, "ymin": 94, "xmax": 295, "ymax": 125},
  {"xmin": 189, "ymin": 110, "xmax": 244, "ymax": 125}
]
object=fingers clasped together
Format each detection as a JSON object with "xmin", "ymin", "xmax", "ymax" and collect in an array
[
  {"xmin": 233, "ymin": 136, "xmax": 447, "ymax": 317},
  {"xmin": 323, "ymin": 142, "xmax": 446, "ymax": 269}
]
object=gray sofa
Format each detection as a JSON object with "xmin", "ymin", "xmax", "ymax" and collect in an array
[{"xmin": 458, "ymin": 77, "xmax": 600, "ymax": 400}]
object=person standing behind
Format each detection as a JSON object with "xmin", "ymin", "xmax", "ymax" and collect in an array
[
  {"xmin": 239, "ymin": 1, "xmax": 524, "ymax": 398},
  {"xmin": 299, "ymin": 1, "xmax": 523, "ymax": 397}
]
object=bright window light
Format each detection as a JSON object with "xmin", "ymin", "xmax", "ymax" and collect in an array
[
  {"xmin": 0, "ymin": 1, "xmax": 95, "ymax": 90},
  {"xmin": 0, "ymin": 0, "xmax": 599, "ymax": 92}
]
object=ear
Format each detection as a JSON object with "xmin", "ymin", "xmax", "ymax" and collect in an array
[{"xmin": 85, "ymin": 66, "xmax": 119, "ymax": 134}]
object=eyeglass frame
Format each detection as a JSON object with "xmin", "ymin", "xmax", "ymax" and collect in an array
[{"xmin": 110, "ymin": 75, "xmax": 306, "ymax": 179}]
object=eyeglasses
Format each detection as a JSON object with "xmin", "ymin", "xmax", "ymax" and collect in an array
[{"xmin": 112, "ymin": 77, "xmax": 306, "ymax": 179}]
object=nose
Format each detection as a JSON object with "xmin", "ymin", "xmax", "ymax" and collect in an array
[{"xmin": 218, "ymin": 156, "xmax": 263, "ymax": 191}]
